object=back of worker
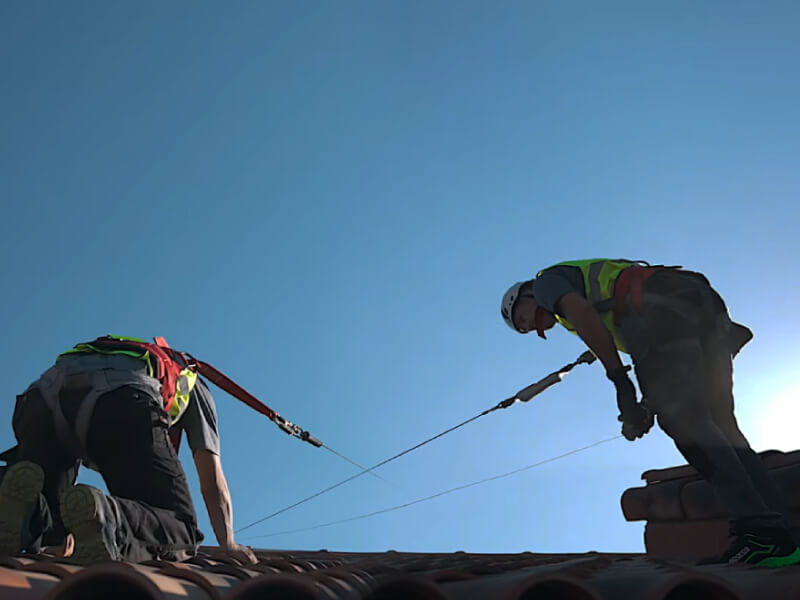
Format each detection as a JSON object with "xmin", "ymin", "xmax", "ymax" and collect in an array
[{"xmin": 0, "ymin": 336, "xmax": 255, "ymax": 565}]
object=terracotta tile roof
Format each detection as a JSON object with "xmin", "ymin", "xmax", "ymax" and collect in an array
[
  {"xmin": 3, "ymin": 452, "xmax": 799, "ymax": 598},
  {"xmin": 1, "ymin": 548, "xmax": 800, "ymax": 600},
  {"xmin": 621, "ymin": 449, "xmax": 800, "ymax": 559}
]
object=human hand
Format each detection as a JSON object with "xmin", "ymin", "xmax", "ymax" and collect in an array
[
  {"xmin": 222, "ymin": 542, "xmax": 257, "ymax": 565},
  {"xmin": 618, "ymin": 402, "xmax": 654, "ymax": 441},
  {"xmin": 43, "ymin": 533, "xmax": 74, "ymax": 558}
]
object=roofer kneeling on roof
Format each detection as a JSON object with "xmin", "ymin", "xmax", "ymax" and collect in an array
[
  {"xmin": 501, "ymin": 259, "xmax": 800, "ymax": 568},
  {"xmin": 0, "ymin": 335, "xmax": 257, "ymax": 565}
]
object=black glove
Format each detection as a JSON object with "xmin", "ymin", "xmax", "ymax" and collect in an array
[
  {"xmin": 617, "ymin": 402, "xmax": 654, "ymax": 441},
  {"xmin": 607, "ymin": 367, "xmax": 637, "ymax": 416},
  {"xmin": 607, "ymin": 367, "xmax": 653, "ymax": 441}
]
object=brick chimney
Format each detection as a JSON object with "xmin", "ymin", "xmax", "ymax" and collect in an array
[{"xmin": 621, "ymin": 450, "xmax": 800, "ymax": 558}]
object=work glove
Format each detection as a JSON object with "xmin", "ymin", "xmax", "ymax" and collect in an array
[
  {"xmin": 607, "ymin": 366, "xmax": 654, "ymax": 441},
  {"xmin": 607, "ymin": 367, "xmax": 638, "ymax": 416},
  {"xmin": 617, "ymin": 401, "xmax": 654, "ymax": 441}
]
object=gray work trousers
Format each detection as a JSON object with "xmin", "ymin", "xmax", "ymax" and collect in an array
[{"xmin": 619, "ymin": 269, "xmax": 789, "ymax": 533}]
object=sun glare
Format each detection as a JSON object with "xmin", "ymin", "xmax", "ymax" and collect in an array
[{"xmin": 756, "ymin": 385, "xmax": 800, "ymax": 452}]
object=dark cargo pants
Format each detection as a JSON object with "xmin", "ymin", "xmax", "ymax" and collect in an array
[
  {"xmin": 619, "ymin": 269, "xmax": 790, "ymax": 532},
  {"xmin": 12, "ymin": 383, "xmax": 203, "ymax": 561}
]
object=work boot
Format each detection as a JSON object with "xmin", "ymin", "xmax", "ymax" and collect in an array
[
  {"xmin": 699, "ymin": 526, "xmax": 800, "ymax": 567},
  {"xmin": 59, "ymin": 484, "xmax": 121, "ymax": 564},
  {"xmin": 0, "ymin": 461, "xmax": 44, "ymax": 555}
]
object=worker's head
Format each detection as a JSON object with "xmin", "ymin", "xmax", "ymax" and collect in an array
[{"xmin": 500, "ymin": 280, "xmax": 556, "ymax": 338}]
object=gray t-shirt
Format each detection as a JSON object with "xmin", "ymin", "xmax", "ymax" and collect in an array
[
  {"xmin": 531, "ymin": 265, "xmax": 586, "ymax": 314},
  {"xmin": 174, "ymin": 378, "xmax": 221, "ymax": 456}
]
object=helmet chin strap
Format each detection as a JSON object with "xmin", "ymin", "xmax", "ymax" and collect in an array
[{"xmin": 534, "ymin": 306, "xmax": 548, "ymax": 339}]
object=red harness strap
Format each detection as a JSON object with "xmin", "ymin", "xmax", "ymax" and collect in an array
[
  {"xmin": 153, "ymin": 337, "xmax": 278, "ymax": 421},
  {"xmin": 156, "ymin": 337, "xmax": 283, "ymax": 451},
  {"xmin": 83, "ymin": 336, "xmax": 184, "ymax": 414},
  {"xmin": 613, "ymin": 266, "xmax": 660, "ymax": 324},
  {"xmin": 190, "ymin": 357, "xmax": 321, "ymax": 446},
  {"xmin": 191, "ymin": 359, "xmax": 278, "ymax": 421}
]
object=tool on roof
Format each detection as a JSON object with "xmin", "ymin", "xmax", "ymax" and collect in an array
[{"xmin": 236, "ymin": 349, "xmax": 600, "ymax": 533}]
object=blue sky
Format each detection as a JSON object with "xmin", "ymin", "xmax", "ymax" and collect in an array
[{"xmin": 1, "ymin": 1, "xmax": 799, "ymax": 554}]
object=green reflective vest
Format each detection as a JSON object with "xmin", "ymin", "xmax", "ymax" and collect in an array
[{"xmin": 538, "ymin": 258, "xmax": 637, "ymax": 353}]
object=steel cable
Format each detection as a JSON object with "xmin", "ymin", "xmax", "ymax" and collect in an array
[{"xmin": 244, "ymin": 435, "xmax": 622, "ymax": 539}]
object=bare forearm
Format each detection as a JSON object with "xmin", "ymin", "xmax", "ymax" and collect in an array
[
  {"xmin": 193, "ymin": 450, "xmax": 256, "ymax": 564},
  {"xmin": 194, "ymin": 450, "xmax": 236, "ymax": 547},
  {"xmin": 561, "ymin": 301, "xmax": 624, "ymax": 374},
  {"xmin": 201, "ymin": 481, "xmax": 235, "ymax": 547}
]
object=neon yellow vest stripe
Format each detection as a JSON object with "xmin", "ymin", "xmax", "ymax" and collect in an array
[
  {"xmin": 538, "ymin": 258, "xmax": 635, "ymax": 353},
  {"xmin": 59, "ymin": 335, "xmax": 157, "ymax": 378},
  {"xmin": 170, "ymin": 369, "xmax": 197, "ymax": 425}
]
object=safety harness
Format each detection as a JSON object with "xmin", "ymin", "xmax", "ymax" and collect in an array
[
  {"xmin": 61, "ymin": 335, "xmax": 197, "ymax": 425},
  {"xmin": 610, "ymin": 264, "xmax": 660, "ymax": 325},
  {"xmin": 58, "ymin": 335, "xmax": 322, "ymax": 455},
  {"xmin": 534, "ymin": 261, "xmax": 663, "ymax": 344},
  {"xmin": 538, "ymin": 261, "xmax": 752, "ymax": 359}
]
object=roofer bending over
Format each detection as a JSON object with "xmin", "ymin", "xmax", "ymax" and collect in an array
[
  {"xmin": 0, "ymin": 335, "xmax": 257, "ymax": 565},
  {"xmin": 501, "ymin": 259, "xmax": 799, "ymax": 567}
]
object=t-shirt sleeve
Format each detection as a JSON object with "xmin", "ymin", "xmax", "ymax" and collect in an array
[
  {"xmin": 179, "ymin": 378, "xmax": 221, "ymax": 456},
  {"xmin": 532, "ymin": 266, "xmax": 586, "ymax": 314}
]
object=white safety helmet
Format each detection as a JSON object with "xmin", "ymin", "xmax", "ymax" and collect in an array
[{"xmin": 501, "ymin": 281, "xmax": 527, "ymax": 333}]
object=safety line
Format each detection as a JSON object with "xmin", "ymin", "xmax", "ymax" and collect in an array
[
  {"xmin": 235, "ymin": 351, "xmax": 597, "ymax": 534},
  {"xmin": 243, "ymin": 435, "xmax": 622, "ymax": 539},
  {"xmin": 235, "ymin": 412, "xmax": 487, "ymax": 533},
  {"xmin": 323, "ymin": 445, "xmax": 388, "ymax": 483}
]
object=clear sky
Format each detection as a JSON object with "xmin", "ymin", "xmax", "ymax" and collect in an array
[{"xmin": 1, "ymin": 1, "xmax": 799, "ymax": 555}]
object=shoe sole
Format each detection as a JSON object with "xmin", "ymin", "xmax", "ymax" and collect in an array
[
  {"xmin": 0, "ymin": 462, "xmax": 44, "ymax": 555},
  {"xmin": 754, "ymin": 547, "xmax": 800, "ymax": 568},
  {"xmin": 60, "ymin": 485, "xmax": 113, "ymax": 565}
]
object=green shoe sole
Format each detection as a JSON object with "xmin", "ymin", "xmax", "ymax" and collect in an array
[
  {"xmin": 755, "ymin": 547, "xmax": 800, "ymax": 568},
  {"xmin": 60, "ymin": 485, "xmax": 114, "ymax": 565},
  {"xmin": 0, "ymin": 461, "xmax": 44, "ymax": 555}
]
